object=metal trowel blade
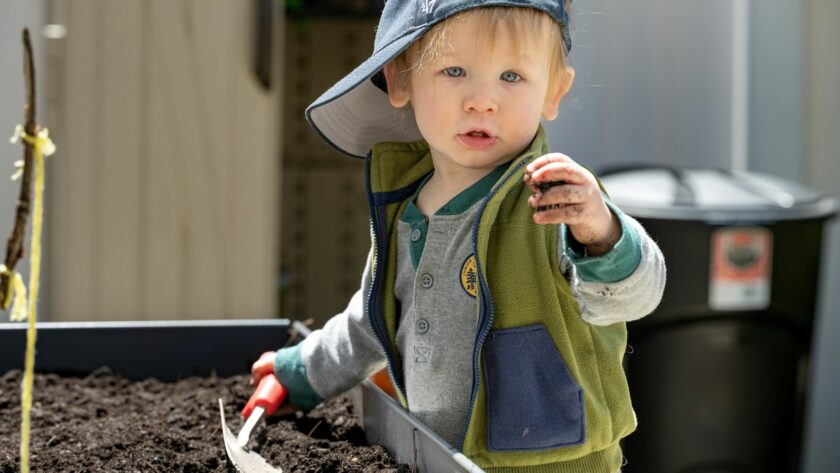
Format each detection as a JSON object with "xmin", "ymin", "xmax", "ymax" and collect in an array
[{"xmin": 218, "ymin": 399, "xmax": 284, "ymax": 473}]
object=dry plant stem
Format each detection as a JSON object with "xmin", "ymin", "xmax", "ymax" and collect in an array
[
  {"xmin": 10, "ymin": 28, "xmax": 38, "ymax": 473},
  {"xmin": 0, "ymin": 29, "xmax": 36, "ymax": 306}
]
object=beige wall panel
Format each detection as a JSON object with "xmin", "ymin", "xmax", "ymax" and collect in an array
[
  {"xmin": 185, "ymin": 0, "xmax": 233, "ymax": 309},
  {"xmin": 148, "ymin": 0, "xmax": 281, "ymax": 319},
  {"xmin": 48, "ymin": 0, "xmax": 281, "ymax": 320},
  {"xmin": 231, "ymin": 78, "xmax": 282, "ymax": 315},
  {"xmin": 152, "ymin": 1, "xmax": 228, "ymax": 319},
  {"xmin": 144, "ymin": 0, "xmax": 185, "ymax": 319},
  {"xmin": 195, "ymin": 0, "xmax": 237, "ymax": 317},
  {"xmin": 230, "ymin": 0, "xmax": 281, "ymax": 319},
  {"xmin": 221, "ymin": 0, "xmax": 282, "ymax": 318},
  {"xmin": 231, "ymin": 108, "xmax": 281, "ymax": 318},
  {"xmin": 97, "ymin": 0, "xmax": 144, "ymax": 319},
  {"xmin": 51, "ymin": 0, "xmax": 99, "ymax": 320}
]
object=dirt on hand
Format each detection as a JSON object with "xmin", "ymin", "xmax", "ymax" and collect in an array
[{"xmin": 0, "ymin": 370, "xmax": 409, "ymax": 472}]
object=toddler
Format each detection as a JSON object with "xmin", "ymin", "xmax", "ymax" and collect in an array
[{"xmin": 252, "ymin": 1, "xmax": 666, "ymax": 471}]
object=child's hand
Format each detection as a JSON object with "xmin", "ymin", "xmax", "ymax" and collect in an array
[
  {"xmin": 250, "ymin": 351, "xmax": 297, "ymax": 415},
  {"xmin": 525, "ymin": 153, "xmax": 621, "ymax": 257}
]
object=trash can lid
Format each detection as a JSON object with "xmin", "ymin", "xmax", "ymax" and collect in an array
[{"xmin": 599, "ymin": 166, "xmax": 838, "ymax": 222}]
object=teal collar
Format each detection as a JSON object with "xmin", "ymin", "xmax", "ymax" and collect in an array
[
  {"xmin": 399, "ymin": 162, "xmax": 512, "ymax": 270},
  {"xmin": 401, "ymin": 162, "xmax": 512, "ymax": 223}
]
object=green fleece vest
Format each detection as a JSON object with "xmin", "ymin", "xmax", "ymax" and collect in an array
[{"xmin": 365, "ymin": 128, "xmax": 634, "ymax": 473}]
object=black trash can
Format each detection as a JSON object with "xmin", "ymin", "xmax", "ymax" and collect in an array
[{"xmin": 599, "ymin": 166, "xmax": 837, "ymax": 473}]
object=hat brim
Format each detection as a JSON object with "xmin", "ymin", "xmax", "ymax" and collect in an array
[{"xmin": 305, "ymin": 28, "xmax": 428, "ymax": 158}]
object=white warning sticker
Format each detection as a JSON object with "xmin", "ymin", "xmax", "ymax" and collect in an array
[{"xmin": 709, "ymin": 227, "xmax": 773, "ymax": 311}]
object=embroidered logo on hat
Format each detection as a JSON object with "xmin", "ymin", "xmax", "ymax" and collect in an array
[{"xmin": 421, "ymin": 0, "xmax": 437, "ymax": 14}]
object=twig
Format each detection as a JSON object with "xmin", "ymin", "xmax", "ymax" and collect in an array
[
  {"xmin": 0, "ymin": 29, "xmax": 37, "ymax": 307},
  {"xmin": 306, "ymin": 420, "xmax": 322, "ymax": 437},
  {"xmin": 282, "ymin": 328, "xmax": 299, "ymax": 348},
  {"xmin": 82, "ymin": 366, "xmax": 114, "ymax": 382},
  {"xmin": 282, "ymin": 318, "xmax": 314, "ymax": 348}
]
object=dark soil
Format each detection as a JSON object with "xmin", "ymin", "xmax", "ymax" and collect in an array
[{"xmin": 0, "ymin": 370, "xmax": 409, "ymax": 472}]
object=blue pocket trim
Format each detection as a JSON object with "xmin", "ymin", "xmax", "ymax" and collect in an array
[{"xmin": 483, "ymin": 324, "xmax": 585, "ymax": 451}]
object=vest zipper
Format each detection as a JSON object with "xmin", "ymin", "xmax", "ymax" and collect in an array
[
  {"xmin": 363, "ymin": 154, "xmax": 409, "ymax": 402},
  {"xmin": 365, "ymin": 150, "xmax": 537, "ymax": 447},
  {"xmin": 456, "ymin": 157, "xmax": 534, "ymax": 451}
]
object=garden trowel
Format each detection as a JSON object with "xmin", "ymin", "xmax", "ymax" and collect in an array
[{"xmin": 219, "ymin": 372, "xmax": 287, "ymax": 473}]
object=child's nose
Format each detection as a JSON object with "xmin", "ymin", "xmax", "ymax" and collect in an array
[{"xmin": 463, "ymin": 90, "xmax": 498, "ymax": 114}]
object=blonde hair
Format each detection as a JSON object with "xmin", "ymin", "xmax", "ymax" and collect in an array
[{"xmin": 389, "ymin": 5, "xmax": 570, "ymax": 91}]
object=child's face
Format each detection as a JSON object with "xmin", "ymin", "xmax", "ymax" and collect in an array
[{"xmin": 385, "ymin": 13, "xmax": 572, "ymax": 175}]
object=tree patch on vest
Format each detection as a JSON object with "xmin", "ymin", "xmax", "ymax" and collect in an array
[{"xmin": 460, "ymin": 254, "xmax": 478, "ymax": 298}]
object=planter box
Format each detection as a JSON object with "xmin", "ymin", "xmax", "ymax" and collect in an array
[{"xmin": 0, "ymin": 320, "xmax": 483, "ymax": 473}]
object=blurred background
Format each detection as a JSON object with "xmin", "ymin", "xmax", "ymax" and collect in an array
[{"xmin": 0, "ymin": 0, "xmax": 837, "ymax": 471}]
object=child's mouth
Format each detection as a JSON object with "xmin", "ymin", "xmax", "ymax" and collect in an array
[{"xmin": 458, "ymin": 130, "xmax": 496, "ymax": 149}]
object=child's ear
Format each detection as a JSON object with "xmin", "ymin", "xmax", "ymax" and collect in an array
[
  {"xmin": 542, "ymin": 67, "xmax": 575, "ymax": 121},
  {"xmin": 383, "ymin": 62, "xmax": 411, "ymax": 108}
]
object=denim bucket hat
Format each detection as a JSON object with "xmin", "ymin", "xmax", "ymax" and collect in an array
[{"xmin": 305, "ymin": 0, "xmax": 571, "ymax": 158}]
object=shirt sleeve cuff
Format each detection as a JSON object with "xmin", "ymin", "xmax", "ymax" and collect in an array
[
  {"xmin": 561, "ymin": 199, "xmax": 642, "ymax": 283},
  {"xmin": 274, "ymin": 343, "xmax": 324, "ymax": 412}
]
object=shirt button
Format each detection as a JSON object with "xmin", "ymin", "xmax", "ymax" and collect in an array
[
  {"xmin": 420, "ymin": 273, "xmax": 434, "ymax": 288},
  {"xmin": 410, "ymin": 228, "xmax": 422, "ymax": 242},
  {"xmin": 416, "ymin": 318, "xmax": 429, "ymax": 334}
]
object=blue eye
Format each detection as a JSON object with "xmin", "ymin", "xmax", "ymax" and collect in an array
[
  {"xmin": 443, "ymin": 67, "xmax": 465, "ymax": 78},
  {"xmin": 501, "ymin": 71, "xmax": 521, "ymax": 82}
]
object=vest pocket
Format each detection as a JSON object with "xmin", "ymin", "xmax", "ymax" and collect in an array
[{"xmin": 483, "ymin": 324, "xmax": 585, "ymax": 451}]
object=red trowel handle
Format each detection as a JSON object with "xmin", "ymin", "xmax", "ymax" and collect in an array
[{"xmin": 242, "ymin": 373, "xmax": 287, "ymax": 419}]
